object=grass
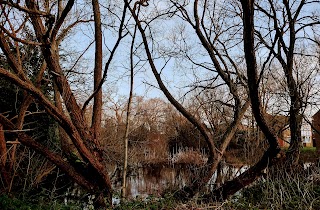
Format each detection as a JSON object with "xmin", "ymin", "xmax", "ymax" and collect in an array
[
  {"xmin": 0, "ymin": 194, "xmax": 81, "ymax": 210},
  {"xmin": 0, "ymin": 193, "xmax": 178, "ymax": 210},
  {"xmin": 301, "ymin": 147, "xmax": 317, "ymax": 152},
  {"xmin": 280, "ymin": 147, "xmax": 319, "ymax": 163},
  {"xmin": 300, "ymin": 147, "xmax": 318, "ymax": 163}
]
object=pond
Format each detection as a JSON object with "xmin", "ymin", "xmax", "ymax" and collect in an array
[
  {"xmin": 65, "ymin": 161, "xmax": 318, "ymax": 207},
  {"xmin": 112, "ymin": 162, "xmax": 249, "ymax": 201}
]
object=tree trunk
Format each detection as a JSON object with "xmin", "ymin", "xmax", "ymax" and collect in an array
[
  {"xmin": 175, "ymin": 101, "xmax": 250, "ymax": 200},
  {"xmin": 283, "ymin": 12, "xmax": 303, "ymax": 166},
  {"xmin": 0, "ymin": 124, "xmax": 6, "ymax": 167},
  {"xmin": 208, "ymin": 147, "xmax": 278, "ymax": 201},
  {"xmin": 24, "ymin": 0, "xmax": 113, "ymax": 204},
  {"xmin": 201, "ymin": 0, "xmax": 281, "ymax": 201},
  {"xmin": 121, "ymin": 21, "xmax": 137, "ymax": 200},
  {"xmin": 91, "ymin": 0, "xmax": 103, "ymax": 146}
]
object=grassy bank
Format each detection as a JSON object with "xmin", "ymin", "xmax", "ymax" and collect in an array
[{"xmin": 300, "ymin": 147, "xmax": 319, "ymax": 163}]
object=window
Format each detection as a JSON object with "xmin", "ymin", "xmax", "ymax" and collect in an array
[{"xmin": 302, "ymin": 136, "xmax": 311, "ymax": 143}]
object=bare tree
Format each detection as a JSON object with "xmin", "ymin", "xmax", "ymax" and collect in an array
[
  {"xmin": 124, "ymin": 0, "xmax": 319, "ymax": 201},
  {"xmin": 255, "ymin": 0, "xmax": 320, "ymax": 165},
  {"xmin": 121, "ymin": 17, "xmax": 139, "ymax": 199},
  {"xmin": 125, "ymin": 0, "xmax": 249, "ymax": 200},
  {"xmin": 212, "ymin": 0, "xmax": 319, "ymax": 201},
  {"xmin": 0, "ymin": 0, "xmax": 128, "ymax": 206},
  {"xmin": 1, "ymin": 0, "xmax": 318, "ymax": 206}
]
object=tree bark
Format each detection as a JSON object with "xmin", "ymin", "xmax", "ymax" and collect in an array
[
  {"xmin": 241, "ymin": 0, "xmax": 280, "ymax": 150},
  {"xmin": 0, "ymin": 124, "xmax": 6, "ymax": 168},
  {"xmin": 91, "ymin": 0, "xmax": 103, "ymax": 146},
  {"xmin": 282, "ymin": 0, "xmax": 303, "ymax": 166}
]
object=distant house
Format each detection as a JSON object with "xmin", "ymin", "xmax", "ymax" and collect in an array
[
  {"xmin": 278, "ymin": 128, "xmax": 290, "ymax": 147},
  {"xmin": 301, "ymin": 123, "xmax": 313, "ymax": 147},
  {"xmin": 264, "ymin": 113, "xmax": 290, "ymax": 147},
  {"xmin": 264, "ymin": 113, "xmax": 314, "ymax": 148},
  {"xmin": 312, "ymin": 110, "xmax": 320, "ymax": 153},
  {"xmin": 278, "ymin": 121, "xmax": 313, "ymax": 148}
]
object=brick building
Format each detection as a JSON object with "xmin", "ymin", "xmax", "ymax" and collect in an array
[{"xmin": 312, "ymin": 110, "xmax": 320, "ymax": 153}]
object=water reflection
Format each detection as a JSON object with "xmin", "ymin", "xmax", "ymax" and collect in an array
[{"xmin": 113, "ymin": 163, "xmax": 249, "ymax": 199}]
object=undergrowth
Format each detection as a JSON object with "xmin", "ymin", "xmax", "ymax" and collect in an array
[
  {"xmin": 227, "ymin": 162, "xmax": 320, "ymax": 210},
  {"xmin": 0, "ymin": 194, "xmax": 80, "ymax": 210},
  {"xmin": 1, "ymin": 162, "xmax": 319, "ymax": 210},
  {"xmin": 113, "ymin": 194, "xmax": 177, "ymax": 210}
]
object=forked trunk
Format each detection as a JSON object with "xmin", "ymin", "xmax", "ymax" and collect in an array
[{"xmin": 201, "ymin": 0, "xmax": 281, "ymax": 202}]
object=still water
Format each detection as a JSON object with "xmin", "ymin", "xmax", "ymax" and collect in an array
[{"xmin": 113, "ymin": 162, "xmax": 248, "ymax": 200}]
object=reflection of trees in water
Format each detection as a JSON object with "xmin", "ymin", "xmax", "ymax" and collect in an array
[
  {"xmin": 113, "ymin": 163, "xmax": 192, "ymax": 198},
  {"xmin": 114, "ymin": 163, "xmax": 249, "ymax": 198},
  {"xmin": 113, "ymin": 163, "xmax": 250, "ymax": 199}
]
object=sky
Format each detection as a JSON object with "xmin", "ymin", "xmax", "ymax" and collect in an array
[
  {"xmin": 60, "ymin": 1, "xmax": 205, "ymax": 102},
  {"xmin": 58, "ymin": 0, "xmax": 320, "ymax": 117}
]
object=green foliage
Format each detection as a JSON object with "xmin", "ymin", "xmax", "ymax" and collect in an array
[
  {"xmin": 301, "ymin": 147, "xmax": 317, "ymax": 152},
  {"xmin": 0, "ymin": 195, "xmax": 80, "ymax": 210}
]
